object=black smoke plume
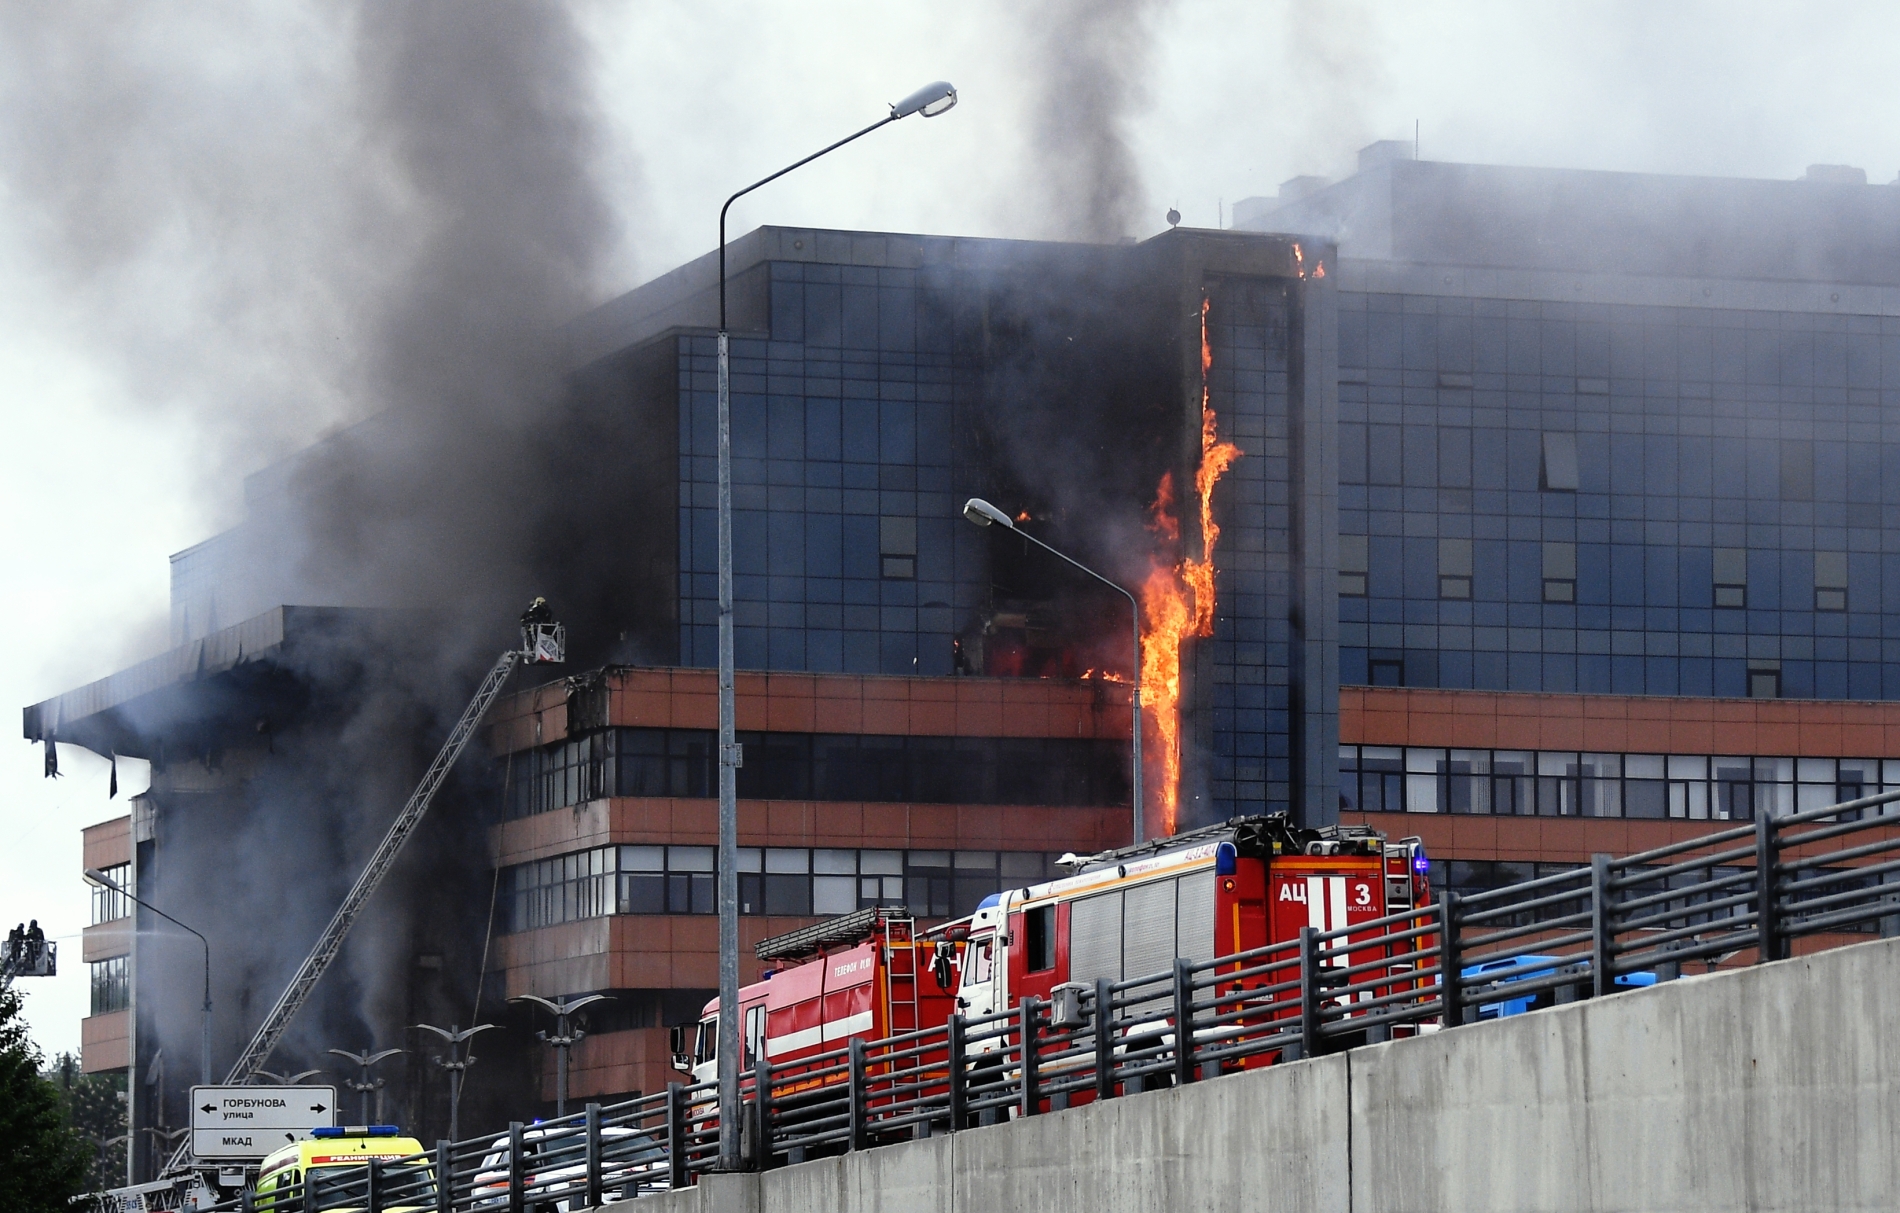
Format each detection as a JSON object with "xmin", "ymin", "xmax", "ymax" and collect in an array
[
  {"xmin": 0, "ymin": 0, "xmax": 642, "ymax": 1151},
  {"xmin": 1019, "ymin": 0, "xmax": 1171, "ymax": 242}
]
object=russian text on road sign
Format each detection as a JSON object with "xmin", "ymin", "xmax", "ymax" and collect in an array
[{"xmin": 190, "ymin": 1085, "xmax": 335, "ymax": 1159}]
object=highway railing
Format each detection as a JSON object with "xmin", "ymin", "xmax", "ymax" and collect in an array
[{"xmin": 191, "ymin": 794, "xmax": 1900, "ymax": 1211}]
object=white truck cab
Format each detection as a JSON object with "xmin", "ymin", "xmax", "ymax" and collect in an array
[{"xmin": 954, "ymin": 896, "xmax": 1013, "ymax": 1040}]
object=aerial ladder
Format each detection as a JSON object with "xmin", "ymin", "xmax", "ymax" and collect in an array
[{"xmin": 163, "ymin": 603, "xmax": 564, "ymax": 1173}]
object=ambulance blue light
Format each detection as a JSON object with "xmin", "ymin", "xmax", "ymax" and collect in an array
[
  {"xmin": 1214, "ymin": 842, "xmax": 1237, "ymax": 876},
  {"xmin": 312, "ymin": 1127, "xmax": 344, "ymax": 1138}
]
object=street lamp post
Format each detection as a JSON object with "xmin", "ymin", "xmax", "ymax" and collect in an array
[
  {"xmin": 326, "ymin": 1047, "xmax": 404, "ymax": 1124},
  {"xmin": 510, "ymin": 993, "xmax": 610, "ymax": 1118},
  {"xmin": 712, "ymin": 78, "xmax": 957, "ymax": 1171},
  {"xmin": 85, "ymin": 868, "xmax": 214, "ymax": 1086},
  {"xmin": 960, "ymin": 498, "xmax": 1145, "ymax": 843},
  {"xmin": 414, "ymin": 1023, "xmax": 496, "ymax": 1144}
]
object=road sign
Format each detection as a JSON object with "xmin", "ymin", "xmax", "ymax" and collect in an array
[{"xmin": 190, "ymin": 1085, "xmax": 335, "ymax": 1160}]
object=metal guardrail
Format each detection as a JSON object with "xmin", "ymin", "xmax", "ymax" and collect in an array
[{"xmin": 194, "ymin": 794, "xmax": 1900, "ymax": 1211}]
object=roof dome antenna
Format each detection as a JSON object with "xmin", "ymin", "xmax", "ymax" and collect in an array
[{"xmin": 1166, "ymin": 206, "xmax": 1181, "ymax": 228}]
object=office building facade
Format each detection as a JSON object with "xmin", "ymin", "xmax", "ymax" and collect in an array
[{"xmin": 37, "ymin": 146, "xmax": 1900, "ymax": 1142}]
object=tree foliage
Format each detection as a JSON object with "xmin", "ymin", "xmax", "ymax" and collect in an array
[
  {"xmin": 0, "ymin": 986, "xmax": 90, "ymax": 1211},
  {"xmin": 43, "ymin": 1050, "xmax": 128, "ymax": 1192}
]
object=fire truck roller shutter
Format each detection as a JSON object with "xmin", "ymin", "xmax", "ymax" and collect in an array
[
  {"xmin": 1069, "ymin": 890, "xmax": 1123, "ymax": 985},
  {"xmin": 1122, "ymin": 880, "xmax": 1177, "ymax": 1013},
  {"xmin": 1175, "ymin": 871, "xmax": 1217, "ymax": 965}
]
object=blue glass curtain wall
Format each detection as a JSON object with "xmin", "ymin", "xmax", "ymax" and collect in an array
[{"xmin": 1338, "ymin": 293, "xmax": 1900, "ymax": 700}]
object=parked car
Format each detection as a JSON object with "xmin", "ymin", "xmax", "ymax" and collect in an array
[
  {"xmin": 1462, "ymin": 954, "xmax": 1657, "ymax": 1018},
  {"xmin": 470, "ymin": 1124, "xmax": 666, "ymax": 1210}
]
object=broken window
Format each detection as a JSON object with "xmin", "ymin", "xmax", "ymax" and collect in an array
[
  {"xmin": 880, "ymin": 516, "xmax": 917, "ymax": 580},
  {"xmin": 1541, "ymin": 432, "xmax": 1579, "ymax": 492},
  {"xmin": 1340, "ymin": 534, "xmax": 1368, "ymax": 597},
  {"xmin": 1542, "ymin": 541, "xmax": 1577, "ymax": 603},
  {"xmin": 1438, "ymin": 538, "xmax": 1472, "ymax": 600},
  {"xmin": 1815, "ymin": 551, "xmax": 1847, "ymax": 612},
  {"xmin": 1713, "ymin": 547, "xmax": 1748, "ymax": 609}
]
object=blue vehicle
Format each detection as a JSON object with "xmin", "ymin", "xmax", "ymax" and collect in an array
[{"xmin": 1461, "ymin": 955, "xmax": 1657, "ymax": 1018}]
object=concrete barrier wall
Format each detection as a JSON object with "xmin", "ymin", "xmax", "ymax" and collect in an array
[{"xmin": 613, "ymin": 937, "xmax": 1900, "ymax": 1213}]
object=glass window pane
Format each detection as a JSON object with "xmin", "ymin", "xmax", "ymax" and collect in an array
[
  {"xmin": 952, "ymin": 877, "xmax": 995, "ymax": 916},
  {"xmin": 908, "ymin": 850, "xmax": 950, "ymax": 869},
  {"xmin": 1796, "ymin": 784, "xmax": 1838, "ymax": 814},
  {"xmin": 1756, "ymin": 783, "xmax": 1793, "ymax": 819},
  {"xmin": 620, "ymin": 845, "xmax": 664, "ymax": 872},
  {"xmin": 859, "ymin": 850, "xmax": 903, "ymax": 875},
  {"xmin": 1625, "ymin": 780, "xmax": 1666, "ymax": 819},
  {"xmin": 1754, "ymin": 757, "xmax": 1792, "ymax": 783},
  {"xmin": 1668, "ymin": 755, "xmax": 1708, "ymax": 780},
  {"xmin": 1000, "ymin": 853, "xmax": 1045, "ymax": 881},
  {"xmin": 620, "ymin": 873, "xmax": 665, "ymax": 914},
  {"xmin": 670, "ymin": 846, "xmax": 715, "ymax": 872},
  {"xmin": 1339, "ymin": 745, "xmax": 1358, "ymax": 767},
  {"xmin": 738, "ymin": 847, "xmax": 763, "ymax": 873},
  {"xmin": 1796, "ymin": 758, "xmax": 1836, "ymax": 783},
  {"xmin": 813, "ymin": 875, "xmax": 856, "ymax": 915},
  {"xmin": 955, "ymin": 851, "xmax": 995, "ymax": 870},
  {"xmin": 1581, "ymin": 754, "xmax": 1621, "ymax": 778},
  {"xmin": 813, "ymin": 848, "xmax": 857, "ymax": 874},
  {"xmin": 764, "ymin": 874, "xmax": 810, "ymax": 916},
  {"xmin": 766, "ymin": 848, "xmax": 808, "ymax": 874},
  {"xmin": 1405, "ymin": 772, "xmax": 1441, "ymax": 813},
  {"xmin": 1448, "ymin": 749, "xmax": 1491, "ymax": 774},
  {"xmin": 1538, "ymin": 752, "xmax": 1576, "ymax": 777},
  {"xmin": 1624, "ymin": 754, "xmax": 1664, "ymax": 779},
  {"xmin": 1405, "ymin": 748, "xmax": 1444, "ymax": 773}
]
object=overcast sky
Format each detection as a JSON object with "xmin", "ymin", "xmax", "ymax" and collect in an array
[{"xmin": 5, "ymin": 0, "xmax": 1899, "ymax": 1059}]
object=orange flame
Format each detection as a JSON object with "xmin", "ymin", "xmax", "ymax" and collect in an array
[{"xmin": 1137, "ymin": 295, "xmax": 1242, "ymax": 836}]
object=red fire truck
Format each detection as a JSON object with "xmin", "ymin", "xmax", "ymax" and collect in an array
[
  {"xmin": 680, "ymin": 908, "xmax": 961, "ymax": 1088},
  {"xmin": 678, "ymin": 815, "xmax": 1429, "ymax": 1096},
  {"xmin": 951, "ymin": 814, "xmax": 1432, "ymax": 1071}
]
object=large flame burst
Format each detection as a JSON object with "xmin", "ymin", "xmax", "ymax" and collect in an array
[{"xmin": 1138, "ymin": 295, "xmax": 1242, "ymax": 836}]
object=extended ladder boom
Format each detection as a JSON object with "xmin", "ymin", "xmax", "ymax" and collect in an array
[{"xmin": 165, "ymin": 617, "xmax": 565, "ymax": 1173}]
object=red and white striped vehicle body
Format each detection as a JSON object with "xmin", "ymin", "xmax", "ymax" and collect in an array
[
  {"xmin": 689, "ymin": 909, "xmax": 960, "ymax": 1088},
  {"xmin": 953, "ymin": 814, "xmax": 1431, "ymax": 1068}
]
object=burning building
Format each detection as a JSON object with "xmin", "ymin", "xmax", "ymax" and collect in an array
[
  {"xmin": 37, "ymin": 144, "xmax": 1900, "ymax": 1174},
  {"xmin": 34, "ymin": 223, "xmax": 1334, "ymax": 1176}
]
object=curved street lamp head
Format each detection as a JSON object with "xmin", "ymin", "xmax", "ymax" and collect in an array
[
  {"xmin": 962, "ymin": 497, "xmax": 1014, "ymax": 529},
  {"xmin": 892, "ymin": 80, "xmax": 958, "ymax": 119},
  {"xmin": 413, "ymin": 1022, "xmax": 497, "ymax": 1046},
  {"xmin": 512, "ymin": 992, "xmax": 612, "ymax": 1017},
  {"xmin": 327, "ymin": 1047, "xmax": 404, "ymax": 1067},
  {"xmin": 83, "ymin": 868, "xmax": 118, "ymax": 890}
]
